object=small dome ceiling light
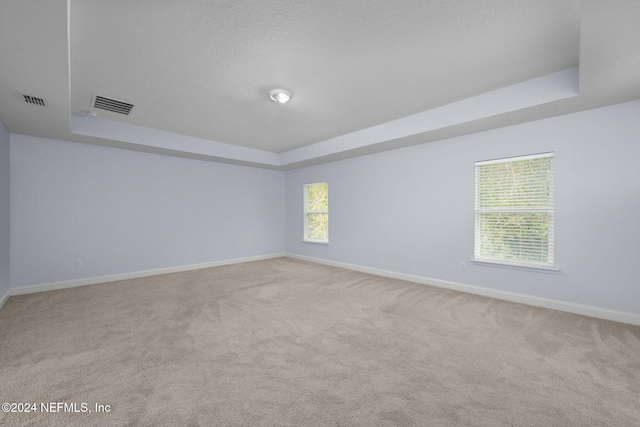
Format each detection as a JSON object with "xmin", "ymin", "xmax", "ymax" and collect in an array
[{"xmin": 269, "ymin": 89, "xmax": 291, "ymax": 104}]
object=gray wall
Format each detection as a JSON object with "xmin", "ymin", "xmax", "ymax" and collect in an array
[
  {"xmin": 0, "ymin": 119, "xmax": 9, "ymax": 298},
  {"xmin": 7, "ymin": 100, "xmax": 640, "ymax": 315},
  {"xmin": 10, "ymin": 134, "xmax": 284, "ymax": 287},
  {"xmin": 285, "ymin": 100, "xmax": 640, "ymax": 314}
]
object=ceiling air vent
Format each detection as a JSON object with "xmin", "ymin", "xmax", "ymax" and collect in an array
[
  {"xmin": 92, "ymin": 95, "xmax": 134, "ymax": 115},
  {"xmin": 23, "ymin": 95, "xmax": 47, "ymax": 107}
]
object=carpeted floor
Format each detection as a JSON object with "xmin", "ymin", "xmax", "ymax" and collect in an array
[{"xmin": 0, "ymin": 257, "xmax": 639, "ymax": 426}]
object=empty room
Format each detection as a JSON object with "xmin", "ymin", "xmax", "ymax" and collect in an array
[{"xmin": 1, "ymin": 0, "xmax": 639, "ymax": 425}]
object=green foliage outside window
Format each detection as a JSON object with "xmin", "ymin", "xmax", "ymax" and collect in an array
[
  {"xmin": 305, "ymin": 183, "xmax": 329, "ymax": 241},
  {"xmin": 476, "ymin": 155, "xmax": 554, "ymax": 266}
]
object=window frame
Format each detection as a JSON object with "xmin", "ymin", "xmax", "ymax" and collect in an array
[
  {"xmin": 473, "ymin": 152, "xmax": 555, "ymax": 270},
  {"xmin": 303, "ymin": 182, "xmax": 329, "ymax": 244}
]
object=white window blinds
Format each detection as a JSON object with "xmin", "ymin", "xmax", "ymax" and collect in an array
[
  {"xmin": 303, "ymin": 182, "xmax": 329, "ymax": 242},
  {"xmin": 474, "ymin": 153, "xmax": 554, "ymax": 268}
]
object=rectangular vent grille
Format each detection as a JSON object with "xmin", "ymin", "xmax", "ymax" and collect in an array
[
  {"xmin": 23, "ymin": 95, "xmax": 46, "ymax": 107},
  {"xmin": 93, "ymin": 95, "xmax": 134, "ymax": 115}
]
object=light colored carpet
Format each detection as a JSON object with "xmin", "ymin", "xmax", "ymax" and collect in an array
[{"xmin": 0, "ymin": 257, "xmax": 639, "ymax": 426}]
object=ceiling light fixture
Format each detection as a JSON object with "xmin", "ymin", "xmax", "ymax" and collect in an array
[{"xmin": 269, "ymin": 89, "xmax": 291, "ymax": 104}]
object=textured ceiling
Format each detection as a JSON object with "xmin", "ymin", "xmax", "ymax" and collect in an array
[
  {"xmin": 1, "ymin": 0, "xmax": 640, "ymax": 169},
  {"xmin": 69, "ymin": 0, "xmax": 579, "ymax": 152}
]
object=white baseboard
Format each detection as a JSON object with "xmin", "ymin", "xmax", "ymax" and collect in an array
[
  {"xmin": 285, "ymin": 253, "xmax": 640, "ymax": 327},
  {"xmin": 6, "ymin": 252, "xmax": 640, "ymax": 327},
  {"xmin": 0, "ymin": 288, "xmax": 9, "ymax": 310},
  {"xmin": 8, "ymin": 253, "xmax": 285, "ymax": 298}
]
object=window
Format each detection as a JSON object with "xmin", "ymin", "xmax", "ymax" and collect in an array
[
  {"xmin": 303, "ymin": 182, "xmax": 329, "ymax": 242},
  {"xmin": 474, "ymin": 153, "xmax": 554, "ymax": 268}
]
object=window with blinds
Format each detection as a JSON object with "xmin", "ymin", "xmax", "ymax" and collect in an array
[
  {"xmin": 303, "ymin": 182, "xmax": 329, "ymax": 243},
  {"xmin": 474, "ymin": 153, "xmax": 554, "ymax": 268}
]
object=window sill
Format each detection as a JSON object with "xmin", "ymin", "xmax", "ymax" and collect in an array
[
  {"xmin": 470, "ymin": 259, "xmax": 560, "ymax": 273},
  {"xmin": 302, "ymin": 240, "xmax": 329, "ymax": 245}
]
